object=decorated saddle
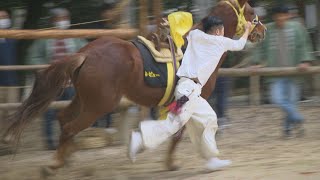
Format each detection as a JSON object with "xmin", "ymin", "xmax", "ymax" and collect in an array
[
  {"xmin": 131, "ymin": 36, "xmax": 179, "ymax": 106},
  {"xmin": 132, "ymin": 11, "xmax": 193, "ymax": 107}
]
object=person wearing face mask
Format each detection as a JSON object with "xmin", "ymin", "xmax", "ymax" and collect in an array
[
  {"xmin": 0, "ymin": 10, "xmax": 11, "ymax": 29},
  {"xmin": 0, "ymin": 9, "xmax": 19, "ymax": 125},
  {"xmin": 25, "ymin": 8, "xmax": 87, "ymax": 150}
]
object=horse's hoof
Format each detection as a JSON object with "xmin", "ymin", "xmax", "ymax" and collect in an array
[{"xmin": 40, "ymin": 166, "xmax": 56, "ymax": 179}]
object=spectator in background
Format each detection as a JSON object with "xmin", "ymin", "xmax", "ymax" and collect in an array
[
  {"xmin": 146, "ymin": 16, "xmax": 157, "ymax": 33},
  {"xmin": 0, "ymin": 9, "xmax": 19, "ymax": 124},
  {"xmin": 287, "ymin": 5, "xmax": 304, "ymax": 24},
  {"xmin": 98, "ymin": 2, "xmax": 116, "ymax": 29},
  {"xmin": 252, "ymin": 4, "xmax": 315, "ymax": 138},
  {"xmin": 25, "ymin": 8, "xmax": 87, "ymax": 150}
]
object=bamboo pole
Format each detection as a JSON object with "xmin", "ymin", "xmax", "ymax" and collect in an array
[
  {"xmin": 249, "ymin": 75, "xmax": 260, "ymax": 105},
  {"xmin": 0, "ymin": 65, "xmax": 49, "ymax": 71},
  {"xmin": 218, "ymin": 66, "xmax": 320, "ymax": 77},
  {"xmin": 0, "ymin": 98, "xmax": 134, "ymax": 111},
  {"xmin": 0, "ymin": 29, "xmax": 138, "ymax": 39},
  {"xmin": 1, "ymin": 65, "xmax": 319, "ymax": 75},
  {"xmin": 139, "ymin": 0, "xmax": 148, "ymax": 36},
  {"xmin": 153, "ymin": 0, "xmax": 163, "ymax": 35}
]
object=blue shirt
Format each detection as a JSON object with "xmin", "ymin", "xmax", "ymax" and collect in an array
[{"xmin": 0, "ymin": 38, "xmax": 18, "ymax": 86}]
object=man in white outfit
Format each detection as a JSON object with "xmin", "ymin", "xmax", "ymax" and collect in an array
[{"xmin": 129, "ymin": 16, "xmax": 252, "ymax": 171}]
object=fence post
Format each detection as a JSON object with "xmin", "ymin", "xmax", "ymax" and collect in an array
[
  {"xmin": 139, "ymin": 0, "xmax": 148, "ymax": 36},
  {"xmin": 249, "ymin": 75, "xmax": 260, "ymax": 105},
  {"xmin": 153, "ymin": 0, "xmax": 162, "ymax": 34},
  {"xmin": 117, "ymin": 106, "xmax": 141, "ymax": 144}
]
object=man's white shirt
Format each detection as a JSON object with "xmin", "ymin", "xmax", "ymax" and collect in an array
[{"xmin": 176, "ymin": 29, "xmax": 247, "ymax": 86}]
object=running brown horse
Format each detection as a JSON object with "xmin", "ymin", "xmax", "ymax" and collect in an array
[{"xmin": 2, "ymin": 0, "xmax": 266, "ymax": 175}]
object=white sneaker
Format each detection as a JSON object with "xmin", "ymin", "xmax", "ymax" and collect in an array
[
  {"xmin": 206, "ymin": 158, "xmax": 232, "ymax": 171},
  {"xmin": 128, "ymin": 131, "xmax": 144, "ymax": 163}
]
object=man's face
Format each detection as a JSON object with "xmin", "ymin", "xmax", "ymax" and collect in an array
[
  {"xmin": 0, "ymin": 10, "xmax": 9, "ymax": 19},
  {"xmin": 0, "ymin": 10, "xmax": 11, "ymax": 29},
  {"xmin": 273, "ymin": 13, "xmax": 289, "ymax": 28},
  {"xmin": 52, "ymin": 15, "xmax": 70, "ymax": 29},
  {"xmin": 52, "ymin": 15, "xmax": 70, "ymax": 24},
  {"xmin": 101, "ymin": 10, "xmax": 113, "ymax": 23}
]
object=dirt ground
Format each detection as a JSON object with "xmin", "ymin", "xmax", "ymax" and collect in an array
[{"xmin": 0, "ymin": 106, "xmax": 319, "ymax": 180}]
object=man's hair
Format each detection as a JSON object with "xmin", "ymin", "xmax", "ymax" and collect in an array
[
  {"xmin": 49, "ymin": 8, "xmax": 70, "ymax": 18},
  {"xmin": 0, "ymin": 8, "xmax": 11, "ymax": 17},
  {"xmin": 100, "ymin": 3, "xmax": 116, "ymax": 12},
  {"xmin": 202, "ymin": 16, "xmax": 224, "ymax": 33},
  {"xmin": 272, "ymin": 4, "xmax": 289, "ymax": 15}
]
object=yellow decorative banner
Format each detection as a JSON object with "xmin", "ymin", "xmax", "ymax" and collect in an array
[{"xmin": 168, "ymin": 12, "xmax": 193, "ymax": 49}]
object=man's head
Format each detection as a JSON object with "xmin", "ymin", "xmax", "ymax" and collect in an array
[
  {"xmin": 0, "ymin": 9, "xmax": 11, "ymax": 29},
  {"xmin": 49, "ymin": 8, "xmax": 70, "ymax": 29},
  {"xmin": 100, "ymin": 3, "xmax": 116, "ymax": 23},
  {"xmin": 202, "ymin": 16, "xmax": 224, "ymax": 36},
  {"xmin": 272, "ymin": 5, "xmax": 290, "ymax": 28}
]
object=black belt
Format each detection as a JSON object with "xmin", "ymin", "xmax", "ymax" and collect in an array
[{"xmin": 181, "ymin": 76, "xmax": 201, "ymax": 84}]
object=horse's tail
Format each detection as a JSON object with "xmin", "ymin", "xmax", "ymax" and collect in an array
[{"xmin": 2, "ymin": 53, "xmax": 86, "ymax": 144}]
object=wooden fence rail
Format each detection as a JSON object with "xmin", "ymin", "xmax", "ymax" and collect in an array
[
  {"xmin": 1, "ymin": 64, "xmax": 320, "ymax": 74},
  {"xmin": 0, "ymin": 65, "xmax": 320, "ymax": 107},
  {"xmin": 0, "ymin": 98, "xmax": 134, "ymax": 111},
  {"xmin": 0, "ymin": 29, "xmax": 138, "ymax": 39},
  {"xmin": 0, "ymin": 65, "xmax": 49, "ymax": 71}
]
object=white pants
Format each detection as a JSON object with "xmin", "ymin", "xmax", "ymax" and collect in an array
[{"xmin": 140, "ymin": 78, "xmax": 219, "ymax": 160}]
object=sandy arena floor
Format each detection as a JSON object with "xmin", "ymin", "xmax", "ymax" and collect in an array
[{"xmin": 0, "ymin": 107, "xmax": 319, "ymax": 180}]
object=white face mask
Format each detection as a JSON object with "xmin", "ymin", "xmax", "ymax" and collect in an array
[
  {"xmin": 54, "ymin": 20, "xmax": 70, "ymax": 29},
  {"xmin": 0, "ymin": 19, "xmax": 11, "ymax": 29}
]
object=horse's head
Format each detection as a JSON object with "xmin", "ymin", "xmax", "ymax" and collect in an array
[
  {"xmin": 242, "ymin": 1, "xmax": 267, "ymax": 42},
  {"xmin": 204, "ymin": 0, "xmax": 266, "ymax": 43}
]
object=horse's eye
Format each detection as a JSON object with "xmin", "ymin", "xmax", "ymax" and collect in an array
[
  {"xmin": 252, "ymin": 19, "xmax": 258, "ymax": 24},
  {"xmin": 252, "ymin": 15, "xmax": 259, "ymax": 25}
]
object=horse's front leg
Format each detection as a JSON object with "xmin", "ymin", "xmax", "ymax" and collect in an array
[{"xmin": 165, "ymin": 126, "xmax": 186, "ymax": 171}]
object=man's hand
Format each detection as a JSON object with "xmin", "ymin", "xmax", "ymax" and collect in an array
[
  {"xmin": 297, "ymin": 62, "xmax": 310, "ymax": 71},
  {"xmin": 244, "ymin": 21, "xmax": 253, "ymax": 31},
  {"xmin": 242, "ymin": 21, "xmax": 253, "ymax": 40}
]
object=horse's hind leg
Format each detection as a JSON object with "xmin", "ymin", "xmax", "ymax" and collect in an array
[
  {"xmin": 55, "ymin": 94, "xmax": 82, "ymax": 163},
  {"xmin": 57, "ymin": 94, "xmax": 81, "ymax": 128},
  {"xmin": 44, "ymin": 109, "xmax": 102, "ymax": 172},
  {"xmin": 41, "ymin": 96, "xmax": 82, "ymax": 176}
]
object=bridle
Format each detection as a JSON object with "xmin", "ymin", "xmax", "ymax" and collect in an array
[{"xmin": 223, "ymin": 0, "xmax": 263, "ymax": 36}]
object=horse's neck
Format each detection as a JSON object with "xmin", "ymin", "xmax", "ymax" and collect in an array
[
  {"xmin": 228, "ymin": 0, "xmax": 247, "ymax": 7},
  {"xmin": 237, "ymin": 0, "xmax": 247, "ymax": 7}
]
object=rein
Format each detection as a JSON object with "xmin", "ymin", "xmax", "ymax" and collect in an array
[{"xmin": 223, "ymin": 0, "xmax": 259, "ymax": 36}]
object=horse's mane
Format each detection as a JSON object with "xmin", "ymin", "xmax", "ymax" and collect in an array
[{"xmin": 186, "ymin": 0, "xmax": 233, "ymax": 35}]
